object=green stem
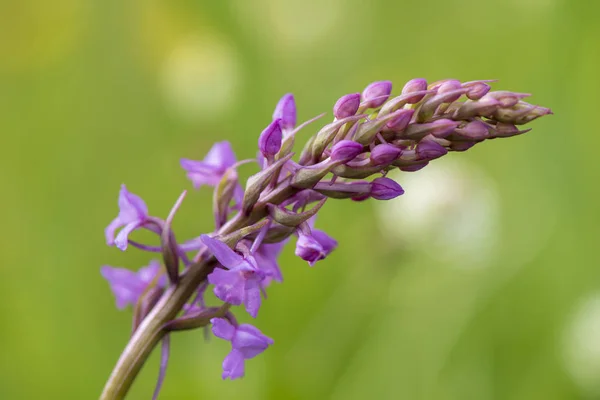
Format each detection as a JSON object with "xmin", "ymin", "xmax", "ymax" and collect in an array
[{"xmin": 100, "ymin": 183, "xmax": 298, "ymax": 399}]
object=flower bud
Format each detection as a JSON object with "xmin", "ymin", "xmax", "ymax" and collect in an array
[
  {"xmin": 404, "ymin": 119, "xmax": 458, "ymax": 140},
  {"xmin": 449, "ymin": 141, "xmax": 477, "ymax": 152},
  {"xmin": 370, "ymin": 177, "xmax": 404, "ymax": 200},
  {"xmin": 258, "ymin": 119, "xmax": 283, "ymax": 158},
  {"xmin": 486, "ymin": 91, "xmax": 530, "ymax": 108},
  {"xmin": 437, "ymin": 79, "xmax": 463, "ymax": 102},
  {"xmin": 370, "ymin": 144, "xmax": 402, "ymax": 165},
  {"xmin": 453, "ymin": 96, "xmax": 501, "ymax": 120},
  {"xmin": 454, "ymin": 120, "xmax": 489, "ymax": 140},
  {"xmin": 416, "ymin": 137, "xmax": 448, "ymax": 160},
  {"xmin": 333, "ymin": 93, "xmax": 361, "ymax": 119},
  {"xmin": 491, "ymin": 122, "xmax": 532, "ymax": 138},
  {"xmin": 272, "ymin": 94, "xmax": 296, "ymax": 131},
  {"xmin": 330, "ymin": 140, "xmax": 363, "ymax": 163},
  {"xmin": 463, "ymin": 80, "xmax": 491, "ymax": 100},
  {"xmin": 386, "ymin": 109, "xmax": 414, "ymax": 132},
  {"xmin": 399, "ymin": 162, "xmax": 428, "ymax": 172},
  {"xmin": 401, "ymin": 78, "xmax": 428, "ymax": 103},
  {"xmin": 362, "ymin": 80, "xmax": 392, "ymax": 108}
]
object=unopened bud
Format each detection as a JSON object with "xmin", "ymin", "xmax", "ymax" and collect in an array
[
  {"xmin": 330, "ymin": 140, "xmax": 363, "ymax": 163},
  {"xmin": 416, "ymin": 137, "xmax": 448, "ymax": 160},
  {"xmin": 386, "ymin": 109, "xmax": 414, "ymax": 132},
  {"xmin": 370, "ymin": 177, "xmax": 404, "ymax": 200},
  {"xmin": 334, "ymin": 93, "xmax": 361, "ymax": 119},
  {"xmin": 453, "ymin": 96, "xmax": 501, "ymax": 120},
  {"xmin": 486, "ymin": 91, "xmax": 530, "ymax": 108},
  {"xmin": 272, "ymin": 93, "xmax": 296, "ymax": 130},
  {"xmin": 449, "ymin": 141, "xmax": 477, "ymax": 152},
  {"xmin": 463, "ymin": 80, "xmax": 492, "ymax": 100},
  {"xmin": 401, "ymin": 78, "xmax": 428, "ymax": 103},
  {"xmin": 437, "ymin": 79, "xmax": 463, "ymax": 102},
  {"xmin": 259, "ymin": 119, "xmax": 283, "ymax": 158},
  {"xmin": 454, "ymin": 120, "xmax": 489, "ymax": 140},
  {"xmin": 404, "ymin": 119, "xmax": 458, "ymax": 140},
  {"xmin": 362, "ymin": 80, "xmax": 392, "ymax": 108},
  {"xmin": 399, "ymin": 161, "xmax": 429, "ymax": 172},
  {"xmin": 370, "ymin": 144, "xmax": 402, "ymax": 165}
]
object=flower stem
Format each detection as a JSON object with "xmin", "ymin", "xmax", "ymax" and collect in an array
[
  {"xmin": 100, "ymin": 258, "xmax": 212, "ymax": 400},
  {"xmin": 100, "ymin": 182, "xmax": 298, "ymax": 399}
]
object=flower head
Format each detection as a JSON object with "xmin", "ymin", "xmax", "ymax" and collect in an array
[
  {"xmin": 211, "ymin": 318, "xmax": 274, "ymax": 380},
  {"xmin": 101, "ymin": 260, "xmax": 165, "ymax": 309},
  {"xmin": 105, "ymin": 184, "xmax": 151, "ymax": 251},
  {"xmin": 180, "ymin": 142, "xmax": 236, "ymax": 189},
  {"xmin": 202, "ymin": 235, "xmax": 265, "ymax": 317}
]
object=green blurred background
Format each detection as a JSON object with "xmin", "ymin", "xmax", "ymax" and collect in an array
[{"xmin": 1, "ymin": 0, "xmax": 599, "ymax": 399}]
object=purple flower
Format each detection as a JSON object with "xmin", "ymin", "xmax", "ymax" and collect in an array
[
  {"xmin": 258, "ymin": 119, "xmax": 283, "ymax": 158},
  {"xmin": 295, "ymin": 228, "xmax": 337, "ymax": 266},
  {"xmin": 180, "ymin": 142, "xmax": 237, "ymax": 189},
  {"xmin": 272, "ymin": 93, "xmax": 296, "ymax": 132},
  {"xmin": 211, "ymin": 318, "xmax": 274, "ymax": 380},
  {"xmin": 202, "ymin": 235, "xmax": 265, "ymax": 318},
  {"xmin": 101, "ymin": 260, "xmax": 165, "ymax": 309},
  {"xmin": 105, "ymin": 184, "xmax": 151, "ymax": 251},
  {"xmin": 370, "ymin": 177, "xmax": 404, "ymax": 200}
]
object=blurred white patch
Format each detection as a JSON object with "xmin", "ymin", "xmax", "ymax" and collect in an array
[
  {"xmin": 563, "ymin": 294, "xmax": 600, "ymax": 397},
  {"xmin": 161, "ymin": 35, "xmax": 240, "ymax": 121},
  {"xmin": 232, "ymin": 0, "xmax": 344, "ymax": 50},
  {"xmin": 376, "ymin": 158, "xmax": 499, "ymax": 268}
]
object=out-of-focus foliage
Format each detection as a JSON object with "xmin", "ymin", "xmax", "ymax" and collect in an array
[{"xmin": 0, "ymin": 1, "xmax": 598, "ymax": 399}]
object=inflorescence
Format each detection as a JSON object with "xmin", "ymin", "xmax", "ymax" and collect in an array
[{"xmin": 101, "ymin": 78, "xmax": 551, "ymax": 393}]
